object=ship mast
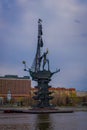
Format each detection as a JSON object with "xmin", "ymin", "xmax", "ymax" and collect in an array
[{"xmin": 31, "ymin": 19, "xmax": 43, "ymax": 72}]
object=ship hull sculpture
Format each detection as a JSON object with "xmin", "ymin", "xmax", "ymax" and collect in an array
[{"xmin": 23, "ymin": 19, "xmax": 60, "ymax": 108}]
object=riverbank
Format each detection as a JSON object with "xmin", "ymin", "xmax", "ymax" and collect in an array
[
  {"xmin": 57, "ymin": 106, "xmax": 87, "ymax": 111},
  {"xmin": 0, "ymin": 106, "xmax": 87, "ymax": 112}
]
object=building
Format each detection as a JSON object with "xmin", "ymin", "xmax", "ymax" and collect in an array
[
  {"xmin": 76, "ymin": 91, "xmax": 87, "ymax": 106},
  {"xmin": 0, "ymin": 75, "xmax": 31, "ymax": 105},
  {"xmin": 51, "ymin": 87, "xmax": 76, "ymax": 105},
  {"xmin": 76, "ymin": 91, "xmax": 87, "ymax": 97}
]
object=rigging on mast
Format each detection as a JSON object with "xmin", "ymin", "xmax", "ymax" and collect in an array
[{"xmin": 31, "ymin": 19, "xmax": 43, "ymax": 72}]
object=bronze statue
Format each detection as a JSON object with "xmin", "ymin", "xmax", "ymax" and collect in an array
[
  {"xmin": 39, "ymin": 49, "xmax": 49, "ymax": 70},
  {"xmin": 23, "ymin": 19, "xmax": 60, "ymax": 108}
]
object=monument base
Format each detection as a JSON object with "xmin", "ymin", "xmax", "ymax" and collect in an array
[{"xmin": 3, "ymin": 108, "xmax": 74, "ymax": 114}]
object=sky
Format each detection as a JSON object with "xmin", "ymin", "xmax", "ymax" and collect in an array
[{"xmin": 0, "ymin": 0, "xmax": 87, "ymax": 91}]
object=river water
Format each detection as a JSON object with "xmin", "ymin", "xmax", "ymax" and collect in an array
[{"xmin": 0, "ymin": 111, "xmax": 87, "ymax": 130}]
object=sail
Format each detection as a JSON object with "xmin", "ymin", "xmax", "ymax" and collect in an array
[{"xmin": 31, "ymin": 19, "xmax": 43, "ymax": 72}]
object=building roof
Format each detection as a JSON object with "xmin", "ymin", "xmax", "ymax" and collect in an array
[{"xmin": 0, "ymin": 75, "xmax": 30, "ymax": 79}]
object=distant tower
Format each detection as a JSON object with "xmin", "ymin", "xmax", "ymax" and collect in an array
[{"xmin": 23, "ymin": 19, "xmax": 60, "ymax": 108}]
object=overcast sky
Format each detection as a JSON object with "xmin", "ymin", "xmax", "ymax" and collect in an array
[{"xmin": 0, "ymin": 0, "xmax": 87, "ymax": 91}]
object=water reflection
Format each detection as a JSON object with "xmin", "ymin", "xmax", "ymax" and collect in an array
[
  {"xmin": 0, "ymin": 112, "xmax": 87, "ymax": 130},
  {"xmin": 35, "ymin": 114, "xmax": 53, "ymax": 130}
]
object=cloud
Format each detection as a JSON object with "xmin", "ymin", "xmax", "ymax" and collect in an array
[{"xmin": 74, "ymin": 19, "xmax": 80, "ymax": 23}]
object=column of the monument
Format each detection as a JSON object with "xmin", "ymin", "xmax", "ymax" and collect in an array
[{"xmin": 37, "ymin": 80, "xmax": 45, "ymax": 108}]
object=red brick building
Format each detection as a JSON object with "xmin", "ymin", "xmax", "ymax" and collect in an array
[{"xmin": 0, "ymin": 75, "xmax": 31, "ymax": 105}]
